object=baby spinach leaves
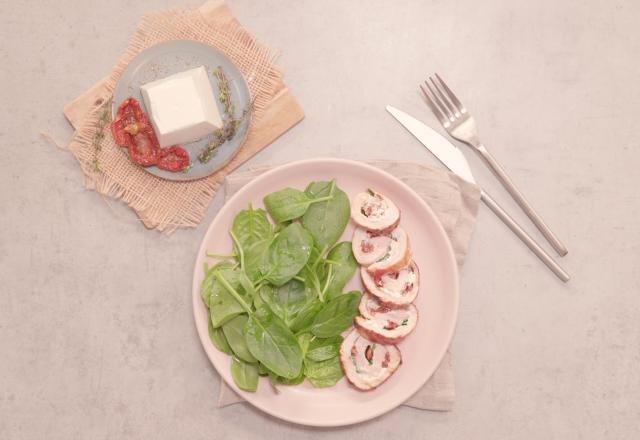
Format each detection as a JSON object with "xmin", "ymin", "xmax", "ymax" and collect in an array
[
  {"xmin": 208, "ymin": 318, "xmax": 233, "ymax": 355},
  {"xmin": 304, "ymin": 356, "xmax": 344, "ymax": 388},
  {"xmin": 306, "ymin": 335, "xmax": 343, "ymax": 362},
  {"xmin": 209, "ymin": 268, "xmax": 247, "ymax": 328},
  {"xmin": 230, "ymin": 358, "xmax": 259, "ymax": 392},
  {"xmin": 231, "ymin": 205, "xmax": 272, "ymax": 248},
  {"xmin": 222, "ymin": 315, "xmax": 257, "ymax": 363},
  {"xmin": 201, "ymin": 179, "xmax": 360, "ymax": 392},
  {"xmin": 264, "ymin": 223, "xmax": 313, "ymax": 286},
  {"xmin": 301, "ymin": 180, "xmax": 350, "ymax": 250},
  {"xmin": 263, "ymin": 187, "xmax": 335, "ymax": 223},
  {"xmin": 310, "ymin": 291, "xmax": 361, "ymax": 338},
  {"xmin": 288, "ymin": 298, "xmax": 324, "ymax": 333},
  {"xmin": 259, "ymin": 279, "xmax": 312, "ymax": 327},
  {"xmin": 244, "ymin": 305, "xmax": 303, "ymax": 379},
  {"xmin": 324, "ymin": 242, "xmax": 357, "ymax": 301}
]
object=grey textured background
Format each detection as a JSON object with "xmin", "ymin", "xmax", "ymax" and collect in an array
[{"xmin": 1, "ymin": 0, "xmax": 639, "ymax": 439}]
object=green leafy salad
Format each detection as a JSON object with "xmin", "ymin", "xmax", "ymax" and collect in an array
[{"xmin": 201, "ymin": 179, "xmax": 360, "ymax": 392}]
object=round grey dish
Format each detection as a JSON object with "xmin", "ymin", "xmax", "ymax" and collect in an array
[{"xmin": 112, "ymin": 40, "xmax": 252, "ymax": 181}]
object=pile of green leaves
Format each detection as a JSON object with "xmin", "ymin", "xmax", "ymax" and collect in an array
[{"xmin": 201, "ymin": 179, "xmax": 360, "ymax": 392}]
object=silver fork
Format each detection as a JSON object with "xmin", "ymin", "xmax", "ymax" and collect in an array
[{"xmin": 420, "ymin": 74, "xmax": 568, "ymax": 256}]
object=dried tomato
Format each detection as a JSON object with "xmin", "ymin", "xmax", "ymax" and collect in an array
[
  {"xmin": 111, "ymin": 97, "xmax": 161, "ymax": 167},
  {"xmin": 157, "ymin": 146, "xmax": 190, "ymax": 172},
  {"xmin": 129, "ymin": 133, "xmax": 160, "ymax": 166}
]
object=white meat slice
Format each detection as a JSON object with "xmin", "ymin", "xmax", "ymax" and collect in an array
[
  {"xmin": 366, "ymin": 227, "xmax": 411, "ymax": 274},
  {"xmin": 355, "ymin": 293, "xmax": 418, "ymax": 344},
  {"xmin": 351, "ymin": 227, "xmax": 393, "ymax": 266},
  {"xmin": 339, "ymin": 329, "xmax": 402, "ymax": 391},
  {"xmin": 350, "ymin": 190, "xmax": 400, "ymax": 232},
  {"xmin": 361, "ymin": 261, "xmax": 420, "ymax": 307}
]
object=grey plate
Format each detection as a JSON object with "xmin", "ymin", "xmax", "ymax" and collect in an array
[{"xmin": 113, "ymin": 40, "xmax": 251, "ymax": 181}]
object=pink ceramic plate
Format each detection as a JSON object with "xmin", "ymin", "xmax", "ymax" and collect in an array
[{"xmin": 192, "ymin": 158, "xmax": 459, "ymax": 426}]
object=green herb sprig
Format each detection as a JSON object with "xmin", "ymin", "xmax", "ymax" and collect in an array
[
  {"xmin": 91, "ymin": 98, "xmax": 112, "ymax": 172},
  {"xmin": 198, "ymin": 67, "xmax": 250, "ymax": 164}
]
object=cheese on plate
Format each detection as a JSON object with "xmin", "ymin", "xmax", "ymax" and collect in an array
[{"xmin": 140, "ymin": 66, "xmax": 223, "ymax": 148}]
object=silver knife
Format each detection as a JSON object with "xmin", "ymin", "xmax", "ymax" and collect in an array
[{"xmin": 386, "ymin": 105, "xmax": 570, "ymax": 282}]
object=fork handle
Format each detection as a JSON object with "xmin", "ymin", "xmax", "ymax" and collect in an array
[
  {"xmin": 480, "ymin": 190, "xmax": 570, "ymax": 282},
  {"xmin": 475, "ymin": 144, "xmax": 568, "ymax": 256}
]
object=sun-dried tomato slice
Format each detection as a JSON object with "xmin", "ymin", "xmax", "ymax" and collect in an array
[
  {"xmin": 157, "ymin": 146, "xmax": 190, "ymax": 172},
  {"xmin": 111, "ymin": 97, "xmax": 160, "ymax": 167},
  {"xmin": 129, "ymin": 133, "xmax": 160, "ymax": 166}
]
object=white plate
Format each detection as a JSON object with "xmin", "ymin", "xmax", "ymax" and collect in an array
[{"xmin": 192, "ymin": 158, "xmax": 459, "ymax": 426}]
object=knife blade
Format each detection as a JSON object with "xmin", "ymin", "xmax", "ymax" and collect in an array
[
  {"xmin": 386, "ymin": 104, "xmax": 570, "ymax": 282},
  {"xmin": 386, "ymin": 105, "xmax": 475, "ymax": 184}
]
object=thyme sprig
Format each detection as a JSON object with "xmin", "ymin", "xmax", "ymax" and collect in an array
[
  {"xmin": 91, "ymin": 98, "xmax": 112, "ymax": 172},
  {"xmin": 197, "ymin": 109, "xmax": 250, "ymax": 163},
  {"xmin": 198, "ymin": 67, "xmax": 250, "ymax": 164},
  {"xmin": 213, "ymin": 67, "xmax": 234, "ymax": 118}
]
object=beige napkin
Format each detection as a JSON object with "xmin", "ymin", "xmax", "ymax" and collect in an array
[{"xmin": 216, "ymin": 160, "xmax": 481, "ymax": 411}]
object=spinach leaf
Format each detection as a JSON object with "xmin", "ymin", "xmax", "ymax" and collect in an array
[
  {"xmin": 324, "ymin": 242, "xmax": 357, "ymax": 300},
  {"xmin": 257, "ymin": 363, "xmax": 270, "ymax": 376},
  {"xmin": 259, "ymin": 279, "xmax": 312, "ymax": 327},
  {"xmin": 209, "ymin": 268, "xmax": 247, "ymax": 327},
  {"xmin": 230, "ymin": 358, "xmax": 259, "ymax": 392},
  {"xmin": 243, "ymin": 237, "xmax": 272, "ymax": 282},
  {"xmin": 304, "ymin": 356, "xmax": 344, "ymax": 388},
  {"xmin": 201, "ymin": 261, "xmax": 235, "ymax": 307},
  {"xmin": 231, "ymin": 205, "xmax": 272, "ymax": 249},
  {"xmin": 310, "ymin": 291, "xmax": 361, "ymax": 337},
  {"xmin": 263, "ymin": 188, "xmax": 335, "ymax": 223},
  {"xmin": 253, "ymin": 285, "xmax": 269, "ymax": 310},
  {"xmin": 208, "ymin": 318, "xmax": 233, "ymax": 355},
  {"xmin": 306, "ymin": 335, "xmax": 343, "ymax": 362},
  {"xmin": 222, "ymin": 315, "xmax": 257, "ymax": 363},
  {"xmin": 288, "ymin": 298, "xmax": 323, "ymax": 333},
  {"xmin": 238, "ymin": 272, "xmax": 258, "ymax": 305},
  {"xmin": 297, "ymin": 333, "xmax": 313, "ymax": 357},
  {"xmin": 301, "ymin": 180, "xmax": 350, "ymax": 250},
  {"xmin": 244, "ymin": 305, "xmax": 303, "ymax": 379},
  {"xmin": 264, "ymin": 223, "xmax": 313, "ymax": 286},
  {"xmin": 270, "ymin": 370, "xmax": 306, "ymax": 386}
]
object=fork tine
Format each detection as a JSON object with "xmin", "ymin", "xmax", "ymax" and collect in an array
[
  {"xmin": 419, "ymin": 84, "xmax": 448, "ymax": 126},
  {"xmin": 428, "ymin": 76, "xmax": 459, "ymax": 118},
  {"xmin": 425, "ymin": 80, "xmax": 454, "ymax": 121},
  {"xmin": 434, "ymin": 73, "xmax": 466, "ymax": 114}
]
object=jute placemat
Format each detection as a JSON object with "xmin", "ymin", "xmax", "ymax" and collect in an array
[
  {"xmin": 216, "ymin": 161, "xmax": 481, "ymax": 411},
  {"xmin": 64, "ymin": 0, "xmax": 303, "ymax": 232}
]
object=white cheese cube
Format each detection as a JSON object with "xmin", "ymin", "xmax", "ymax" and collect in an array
[{"xmin": 140, "ymin": 66, "xmax": 223, "ymax": 148}]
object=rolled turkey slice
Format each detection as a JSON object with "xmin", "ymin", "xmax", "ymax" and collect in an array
[
  {"xmin": 366, "ymin": 227, "xmax": 411, "ymax": 274},
  {"xmin": 339, "ymin": 328, "xmax": 402, "ymax": 391},
  {"xmin": 351, "ymin": 227, "xmax": 393, "ymax": 266},
  {"xmin": 361, "ymin": 261, "xmax": 420, "ymax": 307},
  {"xmin": 350, "ymin": 190, "xmax": 400, "ymax": 232},
  {"xmin": 355, "ymin": 293, "xmax": 418, "ymax": 344}
]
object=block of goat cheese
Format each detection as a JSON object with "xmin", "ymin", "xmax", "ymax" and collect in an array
[{"xmin": 140, "ymin": 66, "xmax": 223, "ymax": 148}]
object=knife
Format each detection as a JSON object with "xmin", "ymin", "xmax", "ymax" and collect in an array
[{"xmin": 386, "ymin": 105, "xmax": 570, "ymax": 282}]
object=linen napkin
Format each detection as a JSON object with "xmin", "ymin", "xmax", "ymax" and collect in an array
[{"xmin": 216, "ymin": 160, "xmax": 481, "ymax": 411}]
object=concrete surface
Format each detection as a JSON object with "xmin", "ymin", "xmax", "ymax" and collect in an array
[{"xmin": 1, "ymin": 0, "xmax": 639, "ymax": 438}]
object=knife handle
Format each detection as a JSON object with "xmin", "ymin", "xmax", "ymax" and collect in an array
[
  {"xmin": 480, "ymin": 190, "xmax": 570, "ymax": 282},
  {"xmin": 476, "ymin": 145, "xmax": 568, "ymax": 256}
]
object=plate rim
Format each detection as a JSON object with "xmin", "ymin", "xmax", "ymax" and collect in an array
[
  {"xmin": 191, "ymin": 157, "xmax": 460, "ymax": 426},
  {"xmin": 112, "ymin": 39, "xmax": 252, "ymax": 182}
]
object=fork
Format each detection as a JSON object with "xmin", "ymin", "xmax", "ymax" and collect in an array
[{"xmin": 420, "ymin": 74, "xmax": 568, "ymax": 256}]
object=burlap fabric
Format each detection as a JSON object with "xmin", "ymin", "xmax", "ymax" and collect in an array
[{"xmin": 66, "ymin": 2, "xmax": 282, "ymax": 232}]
